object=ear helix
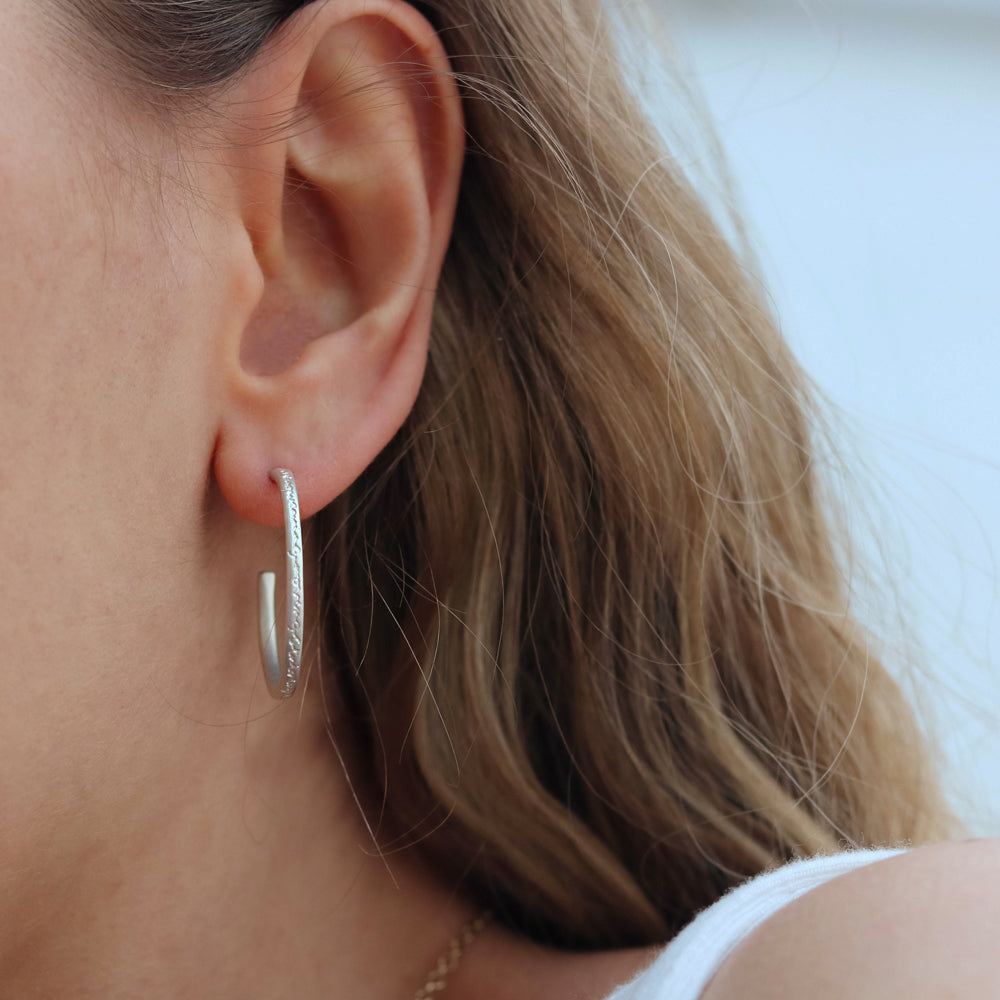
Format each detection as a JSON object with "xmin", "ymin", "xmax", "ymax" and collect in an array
[{"xmin": 258, "ymin": 468, "xmax": 304, "ymax": 699}]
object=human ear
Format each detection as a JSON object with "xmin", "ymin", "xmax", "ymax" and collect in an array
[{"xmin": 211, "ymin": 0, "xmax": 464, "ymax": 526}]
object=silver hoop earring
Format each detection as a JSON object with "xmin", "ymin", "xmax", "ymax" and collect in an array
[{"xmin": 258, "ymin": 468, "xmax": 304, "ymax": 700}]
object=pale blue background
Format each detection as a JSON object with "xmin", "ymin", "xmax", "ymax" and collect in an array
[{"xmin": 656, "ymin": 0, "xmax": 1000, "ymax": 832}]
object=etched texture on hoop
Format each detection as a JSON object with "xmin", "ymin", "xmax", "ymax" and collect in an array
[{"xmin": 258, "ymin": 468, "xmax": 304, "ymax": 699}]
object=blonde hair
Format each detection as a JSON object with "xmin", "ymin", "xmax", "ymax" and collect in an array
[{"xmin": 65, "ymin": 0, "xmax": 956, "ymax": 949}]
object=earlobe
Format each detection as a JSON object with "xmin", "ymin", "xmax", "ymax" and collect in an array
[{"xmin": 211, "ymin": 0, "xmax": 464, "ymax": 528}]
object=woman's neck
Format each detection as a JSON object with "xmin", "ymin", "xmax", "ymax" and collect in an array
[{"xmin": 0, "ymin": 678, "xmax": 477, "ymax": 998}]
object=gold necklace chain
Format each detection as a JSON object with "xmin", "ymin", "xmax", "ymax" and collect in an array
[{"xmin": 412, "ymin": 911, "xmax": 492, "ymax": 999}]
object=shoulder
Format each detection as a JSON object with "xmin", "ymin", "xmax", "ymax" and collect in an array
[{"xmin": 702, "ymin": 838, "xmax": 1000, "ymax": 999}]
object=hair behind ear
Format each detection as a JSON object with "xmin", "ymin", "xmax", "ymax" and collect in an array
[{"xmin": 319, "ymin": 0, "xmax": 955, "ymax": 950}]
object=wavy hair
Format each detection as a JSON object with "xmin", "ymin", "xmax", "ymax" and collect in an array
[{"xmin": 57, "ymin": 0, "xmax": 955, "ymax": 949}]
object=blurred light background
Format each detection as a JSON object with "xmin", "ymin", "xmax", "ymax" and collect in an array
[{"xmin": 654, "ymin": 0, "xmax": 1000, "ymax": 832}]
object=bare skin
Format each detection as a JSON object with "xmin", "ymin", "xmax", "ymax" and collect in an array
[
  {"xmin": 0, "ymin": 1, "xmax": 659, "ymax": 996},
  {"xmin": 702, "ymin": 839, "xmax": 1000, "ymax": 1000}
]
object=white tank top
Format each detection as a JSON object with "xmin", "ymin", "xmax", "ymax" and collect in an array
[{"xmin": 604, "ymin": 848, "xmax": 905, "ymax": 1000}]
